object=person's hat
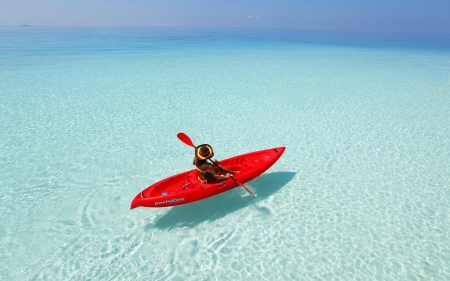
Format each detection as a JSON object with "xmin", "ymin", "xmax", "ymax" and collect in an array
[{"xmin": 195, "ymin": 144, "xmax": 214, "ymax": 160}]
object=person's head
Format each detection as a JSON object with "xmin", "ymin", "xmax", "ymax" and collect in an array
[{"xmin": 195, "ymin": 144, "xmax": 214, "ymax": 161}]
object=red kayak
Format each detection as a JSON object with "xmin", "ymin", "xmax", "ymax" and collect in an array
[{"xmin": 130, "ymin": 147, "xmax": 285, "ymax": 209}]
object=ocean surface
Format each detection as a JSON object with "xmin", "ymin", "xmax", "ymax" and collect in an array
[{"xmin": 1, "ymin": 27, "xmax": 449, "ymax": 280}]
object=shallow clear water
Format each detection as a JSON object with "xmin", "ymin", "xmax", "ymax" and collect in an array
[{"xmin": 1, "ymin": 27, "xmax": 450, "ymax": 280}]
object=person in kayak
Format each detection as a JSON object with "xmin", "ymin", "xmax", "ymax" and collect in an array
[{"xmin": 193, "ymin": 144, "xmax": 239, "ymax": 184}]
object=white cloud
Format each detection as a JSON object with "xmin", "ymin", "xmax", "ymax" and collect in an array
[{"xmin": 247, "ymin": 15, "xmax": 259, "ymax": 20}]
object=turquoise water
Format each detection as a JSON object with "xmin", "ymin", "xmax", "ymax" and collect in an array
[{"xmin": 1, "ymin": 27, "xmax": 450, "ymax": 280}]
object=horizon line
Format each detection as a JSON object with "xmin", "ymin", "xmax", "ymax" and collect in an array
[{"xmin": 1, "ymin": 25, "xmax": 450, "ymax": 35}]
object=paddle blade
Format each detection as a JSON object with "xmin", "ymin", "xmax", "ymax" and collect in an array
[
  {"xmin": 177, "ymin": 132, "xmax": 196, "ymax": 147},
  {"xmin": 234, "ymin": 178, "xmax": 256, "ymax": 197}
]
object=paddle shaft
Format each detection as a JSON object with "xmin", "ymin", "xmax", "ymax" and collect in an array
[{"xmin": 207, "ymin": 159, "xmax": 255, "ymax": 196}]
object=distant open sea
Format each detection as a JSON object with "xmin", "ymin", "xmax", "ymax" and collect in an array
[{"xmin": 1, "ymin": 27, "xmax": 449, "ymax": 280}]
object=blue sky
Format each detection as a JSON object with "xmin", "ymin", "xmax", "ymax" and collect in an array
[{"xmin": 1, "ymin": 0, "xmax": 449, "ymax": 33}]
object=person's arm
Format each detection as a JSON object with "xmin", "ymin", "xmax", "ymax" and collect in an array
[{"xmin": 207, "ymin": 166, "xmax": 231, "ymax": 180}]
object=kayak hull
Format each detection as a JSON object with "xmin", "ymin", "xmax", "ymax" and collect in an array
[{"xmin": 130, "ymin": 147, "xmax": 285, "ymax": 209}]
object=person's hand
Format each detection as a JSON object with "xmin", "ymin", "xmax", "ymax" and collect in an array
[{"xmin": 224, "ymin": 173, "xmax": 231, "ymax": 178}]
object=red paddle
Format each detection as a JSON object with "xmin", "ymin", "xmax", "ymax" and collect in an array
[{"xmin": 177, "ymin": 132, "xmax": 255, "ymax": 196}]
